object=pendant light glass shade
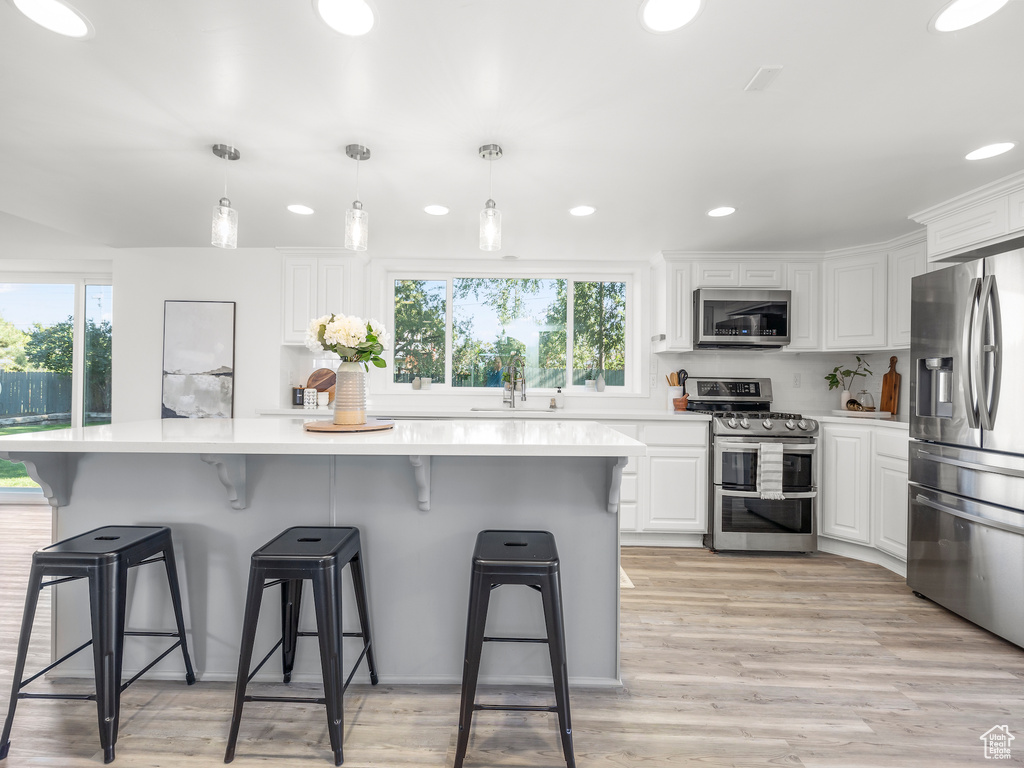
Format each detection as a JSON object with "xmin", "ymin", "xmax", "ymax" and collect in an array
[
  {"xmin": 479, "ymin": 199, "xmax": 501, "ymax": 251},
  {"xmin": 345, "ymin": 200, "xmax": 368, "ymax": 251},
  {"xmin": 212, "ymin": 197, "xmax": 238, "ymax": 249},
  {"xmin": 344, "ymin": 144, "xmax": 371, "ymax": 252},
  {"xmin": 211, "ymin": 144, "xmax": 240, "ymax": 249},
  {"xmin": 478, "ymin": 144, "xmax": 503, "ymax": 252}
]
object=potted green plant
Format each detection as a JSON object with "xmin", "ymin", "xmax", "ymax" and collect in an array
[{"xmin": 825, "ymin": 356, "xmax": 872, "ymax": 410}]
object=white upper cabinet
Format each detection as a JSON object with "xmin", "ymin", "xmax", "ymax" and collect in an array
[
  {"xmin": 282, "ymin": 254, "xmax": 361, "ymax": 344},
  {"xmin": 784, "ymin": 261, "xmax": 820, "ymax": 350},
  {"xmin": 824, "ymin": 252, "xmax": 887, "ymax": 349},
  {"xmin": 692, "ymin": 260, "xmax": 783, "ymax": 287},
  {"xmin": 911, "ymin": 170, "xmax": 1024, "ymax": 262},
  {"xmin": 887, "ymin": 240, "xmax": 927, "ymax": 349},
  {"xmin": 652, "ymin": 257, "xmax": 693, "ymax": 352}
]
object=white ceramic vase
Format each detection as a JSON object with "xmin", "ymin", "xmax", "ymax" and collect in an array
[
  {"xmin": 840, "ymin": 389, "xmax": 852, "ymax": 410},
  {"xmin": 334, "ymin": 361, "xmax": 367, "ymax": 425}
]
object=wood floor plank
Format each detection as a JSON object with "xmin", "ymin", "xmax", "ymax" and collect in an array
[{"xmin": 2, "ymin": 513, "xmax": 1024, "ymax": 766}]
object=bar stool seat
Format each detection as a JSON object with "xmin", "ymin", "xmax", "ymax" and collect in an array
[
  {"xmin": 0, "ymin": 525, "xmax": 196, "ymax": 764},
  {"xmin": 455, "ymin": 529, "xmax": 575, "ymax": 768},
  {"xmin": 224, "ymin": 526, "xmax": 377, "ymax": 766}
]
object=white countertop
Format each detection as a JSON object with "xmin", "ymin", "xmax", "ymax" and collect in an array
[
  {"xmin": 260, "ymin": 406, "xmax": 712, "ymax": 422},
  {"xmin": 0, "ymin": 417, "xmax": 648, "ymax": 457}
]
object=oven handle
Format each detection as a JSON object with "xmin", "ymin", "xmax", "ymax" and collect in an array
[
  {"xmin": 719, "ymin": 489, "xmax": 817, "ymax": 500},
  {"xmin": 716, "ymin": 442, "xmax": 817, "ymax": 453}
]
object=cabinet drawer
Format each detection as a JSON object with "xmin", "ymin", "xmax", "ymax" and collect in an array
[
  {"xmin": 874, "ymin": 429, "xmax": 909, "ymax": 460},
  {"xmin": 643, "ymin": 422, "xmax": 708, "ymax": 447}
]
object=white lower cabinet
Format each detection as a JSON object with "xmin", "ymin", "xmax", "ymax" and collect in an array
[
  {"xmin": 645, "ymin": 447, "xmax": 707, "ymax": 532},
  {"xmin": 820, "ymin": 423, "xmax": 873, "ymax": 544},
  {"xmin": 820, "ymin": 421, "xmax": 909, "ymax": 567}
]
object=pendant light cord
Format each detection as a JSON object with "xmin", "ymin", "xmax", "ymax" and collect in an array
[
  {"xmin": 355, "ymin": 156, "xmax": 361, "ymax": 202},
  {"xmin": 488, "ymin": 157, "xmax": 493, "ymax": 201}
]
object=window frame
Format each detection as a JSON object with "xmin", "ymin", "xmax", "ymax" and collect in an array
[{"xmin": 378, "ymin": 260, "xmax": 644, "ymax": 396}]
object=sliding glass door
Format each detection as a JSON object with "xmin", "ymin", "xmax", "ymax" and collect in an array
[{"xmin": 0, "ymin": 279, "xmax": 112, "ymax": 494}]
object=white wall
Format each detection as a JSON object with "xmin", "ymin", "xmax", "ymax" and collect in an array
[{"xmin": 112, "ymin": 248, "xmax": 281, "ymax": 422}]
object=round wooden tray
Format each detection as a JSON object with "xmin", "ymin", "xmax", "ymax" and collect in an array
[{"xmin": 303, "ymin": 417, "xmax": 395, "ymax": 433}]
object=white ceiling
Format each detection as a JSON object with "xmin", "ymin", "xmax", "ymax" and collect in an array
[{"xmin": 1, "ymin": 0, "xmax": 1022, "ymax": 260}]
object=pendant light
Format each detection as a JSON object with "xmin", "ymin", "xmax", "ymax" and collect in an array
[
  {"xmin": 479, "ymin": 144, "xmax": 502, "ymax": 251},
  {"xmin": 211, "ymin": 144, "xmax": 240, "ymax": 249},
  {"xmin": 344, "ymin": 144, "xmax": 371, "ymax": 251}
]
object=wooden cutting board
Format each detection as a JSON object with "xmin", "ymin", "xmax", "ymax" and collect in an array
[
  {"xmin": 306, "ymin": 368, "xmax": 336, "ymax": 402},
  {"xmin": 880, "ymin": 356, "xmax": 900, "ymax": 415}
]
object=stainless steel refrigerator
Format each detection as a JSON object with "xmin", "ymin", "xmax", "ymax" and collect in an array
[{"xmin": 909, "ymin": 248, "xmax": 1024, "ymax": 649}]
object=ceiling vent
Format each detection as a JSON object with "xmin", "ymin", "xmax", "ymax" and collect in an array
[{"xmin": 744, "ymin": 65, "xmax": 783, "ymax": 92}]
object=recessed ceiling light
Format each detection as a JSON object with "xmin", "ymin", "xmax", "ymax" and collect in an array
[
  {"xmin": 424, "ymin": 205, "xmax": 449, "ymax": 216},
  {"xmin": 11, "ymin": 0, "xmax": 93, "ymax": 38},
  {"xmin": 569, "ymin": 205, "xmax": 596, "ymax": 216},
  {"xmin": 707, "ymin": 206, "xmax": 736, "ymax": 217},
  {"xmin": 930, "ymin": 0, "xmax": 1009, "ymax": 32},
  {"xmin": 287, "ymin": 204, "xmax": 315, "ymax": 215},
  {"xmin": 314, "ymin": 0, "xmax": 376, "ymax": 36},
  {"xmin": 638, "ymin": 0, "xmax": 703, "ymax": 33},
  {"xmin": 965, "ymin": 142, "xmax": 1015, "ymax": 160}
]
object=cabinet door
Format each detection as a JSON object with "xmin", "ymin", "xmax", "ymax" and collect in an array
[
  {"xmin": 664, "ymin": 260, "xmax": 693, "ymax": 351},
  {"xmin": 887, "ymin": 241, "xmax": 926, "ymax": 349},
  {"xmin": 645, "ymin": 447, "xmax": 707, "ymax": 532},
  {"xmin": 282, "ymin": 257, "xmax": 318, "ymax": 344},
  {"xmin": 739, "ymin": 262, "xmax": 783, "ymax": 287},
  {"xmin": 824, "ymin": 252, "xmax": 887, "ymax": 349},
  {"xmin": 927, "ymin": 198, "xmax": 1008, "ymax": 260},
  {"xmin": 693, "ymin": 261, "xmax": 739, "ymax": 287},
  {"xmin": 820, "ymin": 424, "xmax": 872, "ymax": 544},
  {"xmin": 1009, "ymin": 189, "xmax": 1024, "ymax": 233},
  {"xmin": 318, "ymin": 259, "xmax": 347, "ymax": 316},
  {"xmin": 873, "ymin": 454, "xmax": 908, "ymax": 560},
  {"xmin": 784, "ymin": 262, "xmax": 820, "ymax": 350}
]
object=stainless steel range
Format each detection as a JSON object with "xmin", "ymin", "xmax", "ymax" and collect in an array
[{"xmin": 686, "ymin": 377, "xmax": 819, "ymax": 552}]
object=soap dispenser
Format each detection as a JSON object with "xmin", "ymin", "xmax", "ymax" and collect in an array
[{"xmin": 554, "ymin": 386, "xmax": 565, "ymax": 408}]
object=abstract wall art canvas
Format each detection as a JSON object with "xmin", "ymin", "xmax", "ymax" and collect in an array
[{"xmin": 161, "ymin": 300, "xmax": 235, "ymax": 418}]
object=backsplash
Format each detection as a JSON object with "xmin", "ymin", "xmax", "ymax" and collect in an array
[{"xmin": 655, "ymin": 350, "xmax": 912, "ymax": 416}]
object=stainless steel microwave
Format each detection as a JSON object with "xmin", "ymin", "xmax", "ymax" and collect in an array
[{"xmin": 693, "ymin": 288, "xmax": 791, "ymax": 349}]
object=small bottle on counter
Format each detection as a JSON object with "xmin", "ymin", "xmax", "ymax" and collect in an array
[
  {"xmin": 292, "ymin": 386, "xmax": 305, "ymax": 406},
  {"xmin": 554, "ymin": 386, "xmax": 565, "ymax": 408}
]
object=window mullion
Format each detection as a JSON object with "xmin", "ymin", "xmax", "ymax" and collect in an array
[
  {"xmin": 445, "ymin": 278, "xmax": 454, "ymax": 387},
  {"xmin": 566, "ymin": 279, "xmax": 574, "ymax": 388},
  {"xmin": 70, "ymin": 279, "xmax": 86, "ymax": 428}
]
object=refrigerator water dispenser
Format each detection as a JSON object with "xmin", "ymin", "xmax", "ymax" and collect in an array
[{"xmin": 917, "ymin": 357, "xmax": 953, "ymax": 418}]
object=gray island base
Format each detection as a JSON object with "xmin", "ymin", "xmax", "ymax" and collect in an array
[{"xmin": 0, "ymin": 418, "xmax": 645, "ymax": 687}]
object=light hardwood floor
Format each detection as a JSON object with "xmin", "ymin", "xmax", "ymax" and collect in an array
[{"xmin": 2, "ymin": 506, "xmax": 1023, "ymax": 767}]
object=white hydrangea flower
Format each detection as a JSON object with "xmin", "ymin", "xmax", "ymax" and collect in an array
[
  {"xmin": 324, "ymin": 314, "xmax": 367, "ymax": 349},
  {"xmin": 304, "ymin": 314, "xmax": 333, "ymax": 352},
  {"xmin": 368, "ymin": 318, "xmax": 390, "ymax": 350}
]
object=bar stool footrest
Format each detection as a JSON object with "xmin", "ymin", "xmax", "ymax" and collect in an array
[
  {"xmin": 475, "ymin": 704, "xmax": 559, "ymax": 713},
  {"xmin": 483, "ymin": 636, "xmax": 549, "ymax": 644}
]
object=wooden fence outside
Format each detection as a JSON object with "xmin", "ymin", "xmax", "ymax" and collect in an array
[{"xmin": 0, "ymin": 372, "xmax": 72, "ymax": 417}]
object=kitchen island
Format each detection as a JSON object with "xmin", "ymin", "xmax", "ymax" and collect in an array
[{"xmin": 0, "ymin": 418, "xmax": 645, "ymax": 687}]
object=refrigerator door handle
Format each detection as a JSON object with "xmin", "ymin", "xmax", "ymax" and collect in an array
[
  {"xmin": 961, "ymin": 277, "xmax": 982, "ymax": 429},
  {"xmin": 915, "ymin": 493, "xmax": 1024, "ymax": 536},
  {"xmin": 976, "ymin": 274, "xmax": 1001, "ymax": 431}
]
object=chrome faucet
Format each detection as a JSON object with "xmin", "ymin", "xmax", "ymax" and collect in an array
[{"xmin": 502, "ymin": 354, "xmax": 527, "ymax": 408}]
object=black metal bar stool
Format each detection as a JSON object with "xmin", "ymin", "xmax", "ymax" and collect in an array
[
  {"xmin": 224, "ymin": 526, "xmax": 377, "ymax": 766},
  {"xmin": 454, "ymin": 529, "xmax": 575, "ymax": 768},
  {"xmin": 0, "ymin": 525, "xmax": 196, "ymax": 764}
]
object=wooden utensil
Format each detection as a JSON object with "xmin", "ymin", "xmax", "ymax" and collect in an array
[
  {"xmin": 880, "ymin": 356, "xmax": 900, "ymax": 415},
  {"xmin": 306, "ymin": 368, "xmax": 337, "ymax": 403}
]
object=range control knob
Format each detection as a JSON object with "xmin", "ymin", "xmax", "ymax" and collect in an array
[
  {"xmin": 726, "ymin": 417, "xmax": 738, "ymax": 429},
  {"xmin": 797, "ymin": 419, "xmax": 809, "ymax": 430},
  {"xmin": 785, "ymin": 419, "xmax": 796, "ymax": 430},
  {"xmin": 762, "ymin": 418, "xmax": 773, "ymax": 430},
  {"xmin": 739, "ymin": 417, "xmax": 750, "ymax": 429}
]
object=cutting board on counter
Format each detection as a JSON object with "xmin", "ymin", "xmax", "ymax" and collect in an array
[
  {"xmin": 880, "ymin": 356, "xmax": 900, "ymax": 415},
  {"xmin": 307, "ymin": 368, "xmax": 336, "ymax": 402}
]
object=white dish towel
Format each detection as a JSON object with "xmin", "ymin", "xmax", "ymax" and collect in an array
[{"xmin": 757, "ymin": 442, "xmax": 785, "ymax": 500}]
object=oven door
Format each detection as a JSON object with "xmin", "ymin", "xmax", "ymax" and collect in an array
[
  {"xmin": 715, "ymin": 438, "xmax": 816, "ymax": 490},
  {"xmin": 714, "ymin": 488, "xmax": 817, "ymax": 552}
]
